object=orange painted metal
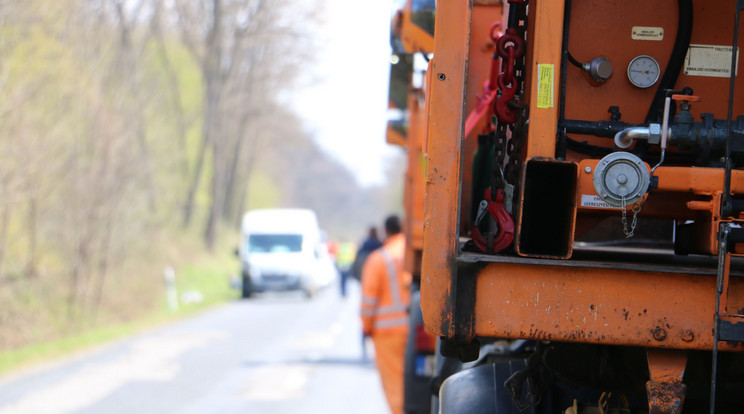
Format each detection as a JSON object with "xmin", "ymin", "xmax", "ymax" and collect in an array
[
  {"xmin": 392, "ymin": 1, "xmax": 435, "ymax": 277},
  {"xmin": 564, "ymin": 1, "xmax": 744, "ymax": 134},
  {"xmin": 386, "ymin": 124, "xmax": 407, "ymax": 147},
  {"xmin": 420, "ymin": 0, "xmax": 744, "ymax": 352},
  {"xmin": 523, "ymin": 1, "xmax": 565, "ymax": 159},
  {"xmin": 420, "ymin": 0, "xmax": 470, "ymax": 338},
  {"xmin": 471, "ymin": 260, "xmax": 744, "ymax": 351},
  {"xmin": 420, "ymin": 1, "xmax": 503, "ymax": 336},
  {"xmin": 575, "ymin": 162, "xmax": 744, "ymax": 254},
  {"xmin": 647, "ymin": 349, "xmax": 687, "ymax": 383},
  {"xmin": 576, "ymin": 162, "xmax": 744, "ymax": 201},
  {"xmin": 396, "ymin": 4, "xmax": 435, "ymax": 56},
  {"xmin": 403, "ymin": 87, "xmax": 426, "ymax": 276}
]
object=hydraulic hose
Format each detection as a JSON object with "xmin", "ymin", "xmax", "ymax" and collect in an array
[
  {"xmin": 644, "ymin": 0, "xmax": 693, "ymax": 124},
  {"xmin": 557, "ymin": 0, "xmax": 574, "ymax": 160},
  {"xmin": 633, "ymin": 0, "xmax": 692, "ymax": 160}
]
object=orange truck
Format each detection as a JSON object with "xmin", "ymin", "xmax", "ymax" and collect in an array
[
  {"xmin": 386, "ymin": 2, "xmax": 438, "ymax": 412},
  {"xmin": 413, "ymin": 0, "xmax": 744, "ymax": 413}
]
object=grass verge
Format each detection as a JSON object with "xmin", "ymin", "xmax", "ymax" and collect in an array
[{"xmin": 0, "ymin": 230, "xmax": 242, "ymax": 377}]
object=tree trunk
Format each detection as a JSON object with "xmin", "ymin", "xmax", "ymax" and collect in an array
[
  {"xmin": 183, "ymin": 0, "xmax": 223, "ymax": 229},
  {"xmin": 25, "ymin": 198, "xmax": 37, "ymax": 278},
  {"xmin": 0, "ymin": 198, "xmax": 10, "ymax": 279},
  {"xmin": 204, "ymin": 139, "xmax": 223, "ymax": 250}
]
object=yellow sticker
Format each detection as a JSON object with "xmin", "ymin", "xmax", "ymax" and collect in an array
[{"xmin": 537, "ymin": 64, "xmax": 554, "ymax": 109}]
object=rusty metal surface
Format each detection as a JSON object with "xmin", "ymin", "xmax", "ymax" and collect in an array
[
  {"xmin": 647, "ymin": 381, "xmax": 686, "ymax": 414},
  {"xmin": 472, "ymin": 261, "xmax": 744, "ymax": 351}
]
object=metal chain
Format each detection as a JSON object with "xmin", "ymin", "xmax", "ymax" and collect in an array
[
  {"xmin": 492, "ymin": 0, "xmax": 528, "ymax": 189},
  {"xmin": 505, "ymin": 102, "xmax": 528, "ymax": 184},
  {"xmin": 621, "ymin": 195, "xmax": 642, "ymax": 238},
  {"xmin": 495, "ymin": 121, "xmax": 508, "ymax": 167},
  {"xmin": 491, "ymin": 121, "xmax": 509, "ymax": 201}
]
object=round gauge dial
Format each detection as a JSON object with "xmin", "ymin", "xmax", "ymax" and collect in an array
[{"xmin": 627, "ymin": 55, "xmax": 660, "ymax": 88}]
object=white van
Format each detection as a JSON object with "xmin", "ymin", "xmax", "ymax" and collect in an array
[{"xmin": 238, "ymin": 209, "xmax": 337, "ymax": 298}]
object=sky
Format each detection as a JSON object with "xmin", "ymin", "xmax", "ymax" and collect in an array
[{"xmin": 291, "ymin": 0, "xmax": 404, "ymax": 187}]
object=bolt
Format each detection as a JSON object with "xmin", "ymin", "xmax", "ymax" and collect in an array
[
  {"xmin": 652, "ymin": 327, "xmax": 667, "ymax": 341},
  {"xmin": 585, "ymin": 166, "xmax": 592, "ymax": 173},
  {"xmin": 438, "ymin": 73, "xmax": 446, "ymax": 80},
  {"xmin": 681, "ymin": 330, "xmax": 694, "ymax": 342}
]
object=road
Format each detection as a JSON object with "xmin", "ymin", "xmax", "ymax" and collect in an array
[{"xmin": 0, "ymin": 281, "xmax": 388, "ymax": 414}]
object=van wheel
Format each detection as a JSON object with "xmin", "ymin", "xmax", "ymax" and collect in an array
[
  {"xmin": 241, "ymin": 274, "xmax": 252, "ymax": 299},
  {"xmin": 303, "ymin": 287, "xmax": 316, "ymax": 299}
]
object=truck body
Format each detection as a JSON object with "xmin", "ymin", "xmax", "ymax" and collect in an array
[
  {"xmin": 239, "ymin": 208, "xmax": 335, "ymax": 298},
  {"xmin": 415, "ymin": 0, "xmax": 744, "ymax": 412}
]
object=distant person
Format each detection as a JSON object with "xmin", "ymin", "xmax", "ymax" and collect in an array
[
  {"xmin": 336, "ymin": 241, "xmax": 356, "ymax": 297},
  {"xmin": 360, "ymin": 216, "xmax": 411, "ymax": 414},
  {"xmin": 350, "ymin": 227, "xmax": 382, "ymax": 281}
]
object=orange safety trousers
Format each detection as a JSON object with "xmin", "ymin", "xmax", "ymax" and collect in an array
[{"xmin": 371, "ymin": 333, "xmax": 408, "ymax": 414}]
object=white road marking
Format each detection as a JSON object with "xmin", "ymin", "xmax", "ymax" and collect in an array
[
  {"xmin": 238, "ymin": 364, "xmax": 312, "ymax": 401},
  {"xmin": 0, "ymin": 331, "xmax": 229, "ymax": 414}
]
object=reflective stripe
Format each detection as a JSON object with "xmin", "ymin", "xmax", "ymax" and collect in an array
[
  {"xmin": 377, "ymin": 304, "xmax": 409, "ymax": 314},
  {"xmin": 362, "ymin": 304, "xmax": 408, "ymax": 319},
  {"xmin": 380, "ymin": 249, "xmax": 403, "ymax": 308},
  {"xmin": 374, "ymin": 316, "xmax": 410, "ymax": 329},
  {"xmin": 362, "ymin": 296, "xmax": 379, "ymax": 306}
]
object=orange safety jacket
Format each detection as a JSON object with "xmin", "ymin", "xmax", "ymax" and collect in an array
[{"xmin": 361, "ymin": 233, "xmax": 412, "ymax": 336}]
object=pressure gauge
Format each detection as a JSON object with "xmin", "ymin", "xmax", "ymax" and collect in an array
[{"xmin": 627, "ymin": 55, "xmax": 660, "ymax": 88}]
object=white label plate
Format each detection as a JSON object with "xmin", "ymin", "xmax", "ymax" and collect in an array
[
  {"xmin": 580, "ymin": 194, "xmax": 615, "ymax": 209},
  {"xmin": 631, "ymin": 26, "xmax": 664, "ymax": 41},
  {"xmin": 684, "ymin": 44, "xmax": 739, "ymax": 78}
]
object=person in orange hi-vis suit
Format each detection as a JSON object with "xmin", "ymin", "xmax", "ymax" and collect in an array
[{"xmin": 361, "ymin": 215, "xmax": 412, "ymax": 414}]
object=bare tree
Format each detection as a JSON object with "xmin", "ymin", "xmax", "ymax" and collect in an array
[{"xmin": 173, "ymin": 0, "xmax": 319, "ymax": 249}]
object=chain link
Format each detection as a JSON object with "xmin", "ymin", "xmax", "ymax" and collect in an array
[
  {"xmin": 621, "ymin": 195, "xmax": 642, "ymax": 238},
  {"xmin": 505, "ymin": 102, "xmax": 528, "ymax": 184}
]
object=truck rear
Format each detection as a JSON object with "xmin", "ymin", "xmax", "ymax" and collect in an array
[{"xmin": 420, "ymin": 1, "xmax": 744, "ymax": 412}]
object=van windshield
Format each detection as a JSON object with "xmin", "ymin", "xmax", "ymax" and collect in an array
[{"xmin": 247, "ymin": 234, "xmax": 303, "ymax": 253}]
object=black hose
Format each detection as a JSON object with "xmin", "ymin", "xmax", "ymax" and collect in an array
[
  {"xmin": 634, "ymin": 0, "xmax": 692, "ymax": 160},
  {"xmin": 644, "ymin": 0, "xmax": 693, "ymax": 124},
  {"xmin": 566, "ymin": 51, "xmax": 583, "ymax": 69},
  {"xmin": 557, "ymin": 0, "xmax": 574, "ymax": 160}
]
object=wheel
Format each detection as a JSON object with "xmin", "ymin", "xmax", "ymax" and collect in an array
[
  {"xmin": 241, "ymin": 273, "xmax": 252, "ymax": 299},
  {"xmin": 303, "ymin": 285, "xmax": 317, "ymax": 299}
]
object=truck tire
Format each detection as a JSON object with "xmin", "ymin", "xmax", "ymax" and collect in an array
[{"xmin": 241, "ymin": 273, "xmax": 252, "ymax": 299}]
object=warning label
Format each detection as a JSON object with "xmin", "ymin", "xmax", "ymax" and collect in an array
[
  {"xmin": 536, "ymin": 64, "xmax": 554, "ymax": 109},
  {"xmin": 684, "ymin": 44, "xmax": 739, "ymax": 78},
  {"xmin": 631, "ymin": 26, "xmax": 664, "ymax": 41},
  {"xmin": 580, "ymin": 195, "xmax": 615, "ymax": 209}
]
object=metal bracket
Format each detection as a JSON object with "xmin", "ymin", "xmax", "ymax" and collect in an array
[{"xmin": 646, "ymin": 349, "xmax": 688, "ymax": 414}]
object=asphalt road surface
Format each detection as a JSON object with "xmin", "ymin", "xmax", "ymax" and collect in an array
[{"xmin": 0, "ymin": 281, "xmax": 388, "ymax": 414}]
